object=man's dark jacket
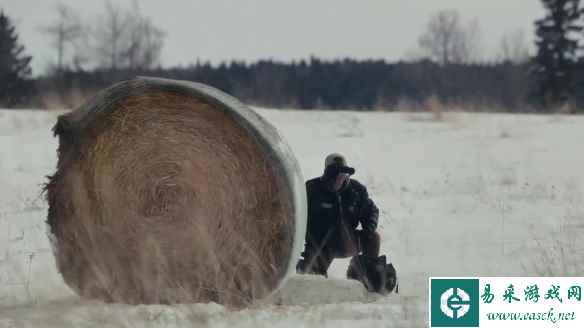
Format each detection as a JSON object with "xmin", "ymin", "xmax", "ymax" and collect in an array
[{"xmin": 304, "ymin": 177, "xmax": 379, "ymax": 255}]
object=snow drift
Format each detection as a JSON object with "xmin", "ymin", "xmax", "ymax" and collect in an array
[{"xmin": 3, "ymin": 107, "xmax": 584, "ymax": 327}]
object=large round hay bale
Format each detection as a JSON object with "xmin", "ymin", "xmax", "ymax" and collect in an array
[{"xmin": 44, "ymin": 77, "xmax": 306, "ymax": 307}]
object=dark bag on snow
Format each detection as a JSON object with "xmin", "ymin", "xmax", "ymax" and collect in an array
[{"xmin": 346, "ymin": 254, "xmax": 398, "ymax": 294}]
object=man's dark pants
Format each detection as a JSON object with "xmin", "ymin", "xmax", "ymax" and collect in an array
[{"xmin": 298, "ymin": 230, "xmax": 380, "ymax": 276}]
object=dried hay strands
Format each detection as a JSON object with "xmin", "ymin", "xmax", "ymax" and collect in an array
[{"xmin": 44, "ymin": 77, "xmax": 306, "ymax": 307}]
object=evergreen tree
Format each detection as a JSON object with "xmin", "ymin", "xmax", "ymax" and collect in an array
[
  {"xmin": 533, "ymin": 0, "xmax": 583, "ymax": 108},
  {"xmin": 0, "ymin": 9, "xmax": 33, "ymax": 107}
]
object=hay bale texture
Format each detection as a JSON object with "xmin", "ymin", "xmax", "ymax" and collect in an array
[{"xmin": 45, "ymin": 77, "xmax": 306, "ymax": 307}]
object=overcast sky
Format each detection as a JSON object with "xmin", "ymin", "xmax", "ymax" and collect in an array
[{"xmin": 3, "ymin": 0, "xmax": 544, "ymax": 75}]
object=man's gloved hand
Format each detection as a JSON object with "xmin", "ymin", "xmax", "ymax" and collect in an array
[
  {"xmin": 296, "ymin": 258, "xmax": 306, "ymax": 274},
  {"xmin": 362, "ymin": 222, "xmax": 376, "ymax": 233}
]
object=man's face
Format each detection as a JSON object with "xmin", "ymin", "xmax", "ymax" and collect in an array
[{"xmin": 332, "ymin": 173, "xmax": 350, "ymax": 191}]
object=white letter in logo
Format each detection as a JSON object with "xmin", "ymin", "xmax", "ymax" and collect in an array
[{"xmin": 440, "ymin": 288, "xmax": 471, "ymax": 319}]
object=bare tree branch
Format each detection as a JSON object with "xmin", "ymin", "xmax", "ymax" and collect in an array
[
  {"xmin": 417, "ymin": 10, "xmax": 483, "ymax": 65},
  {"xmin": 91, "ymin": 0, "xmax": 165, "ymax": 71},
  {"xmin": 124, "ymin": 1, "xmax": 165, "ymax": 70},
  {"xmin": 92, "ymin": 1, "xmax": 130, "ymax": 71},
  {"xmin": 40, "ymin": 3, "xmax": 84, "ymax": 73},
  {"xmin": 499, "ymin": 29, "xmax": 530, "ymax": 64}
]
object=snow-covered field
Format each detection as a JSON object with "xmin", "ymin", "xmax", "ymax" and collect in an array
[{"xmin": 1, "ymin": 108, "xmax": 584, "ymax": 327}]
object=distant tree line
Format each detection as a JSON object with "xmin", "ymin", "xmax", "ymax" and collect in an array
[
  {"xmin": 34, "ymin": 58, "xmax": 533, "ymax": 111},
  {"xmin": 2, "ymin": 1, "xmax": 584, "ymax": 112}
]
